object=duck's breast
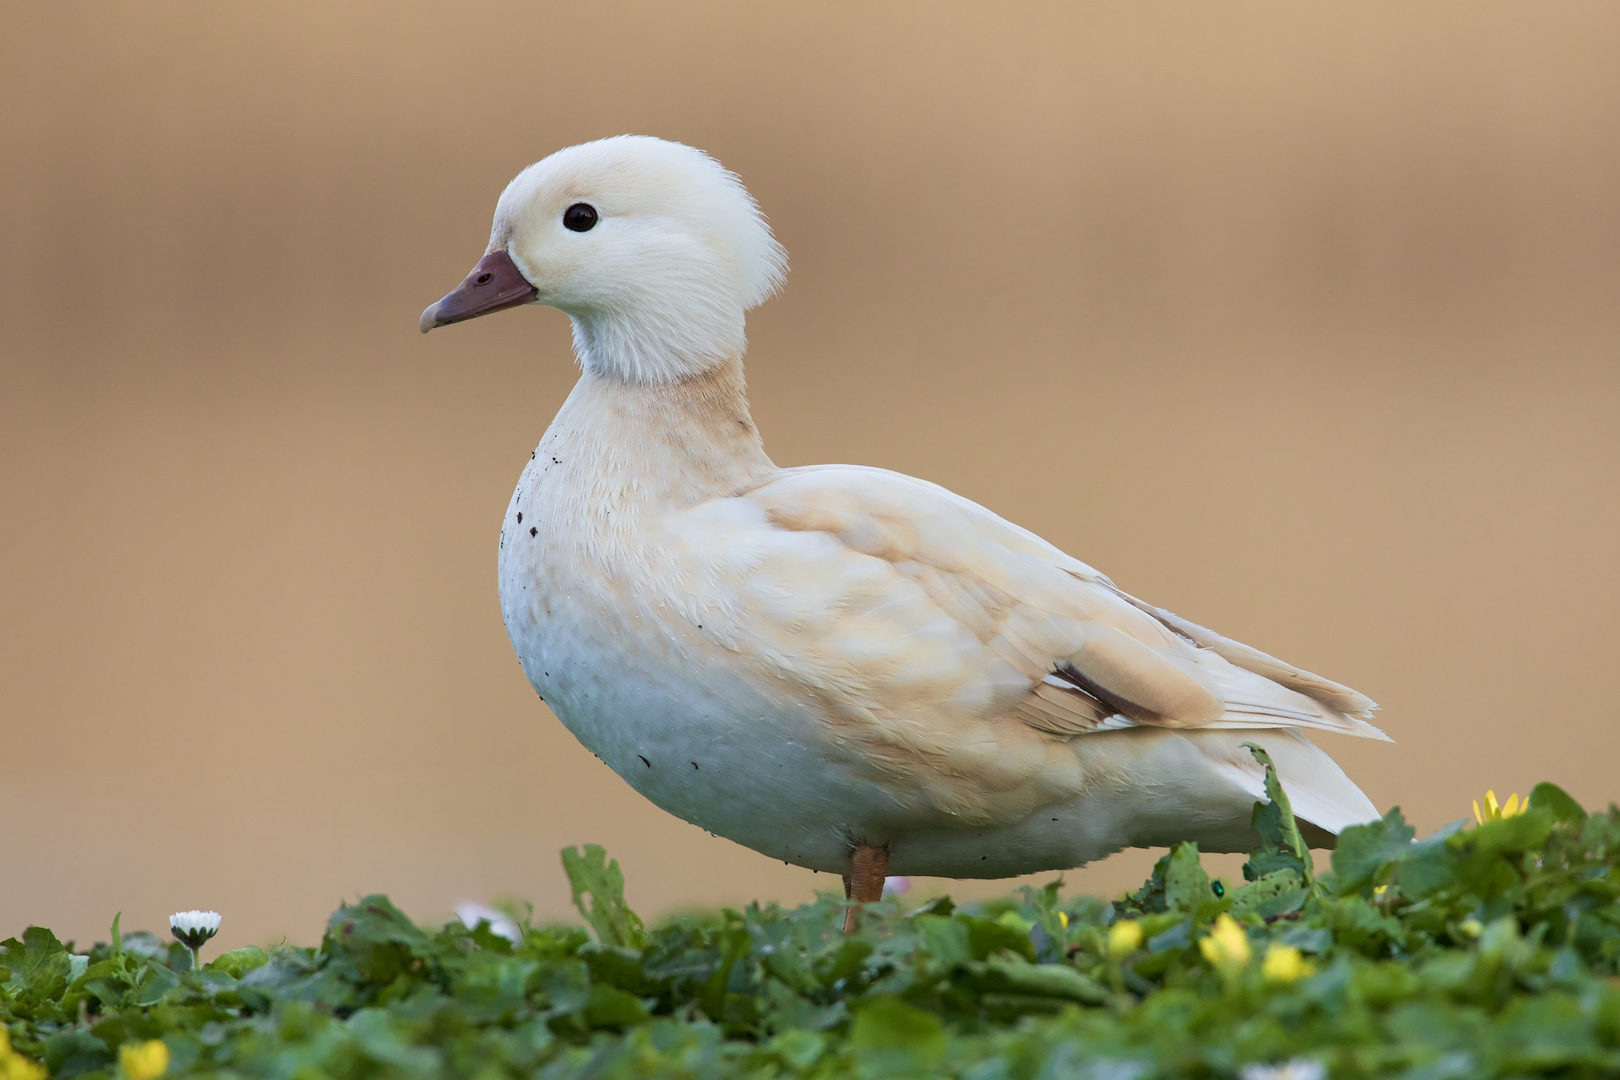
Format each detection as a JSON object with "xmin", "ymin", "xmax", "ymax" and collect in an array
[{"xmin": 497, "ymin": 445, "xmax": 910, "ymax": 873}]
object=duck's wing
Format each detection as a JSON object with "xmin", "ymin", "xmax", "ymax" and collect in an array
[{"xmin": 656, "ymin": 464, "xmax": 1383, "ymax": 825}]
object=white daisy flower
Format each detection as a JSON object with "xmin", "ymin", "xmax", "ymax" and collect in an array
[
  {"xmin": 1240, "ymin": 1060, "xmax": 1327, "ymax": 1080},
  {"xmin": 170, "ymin": 909, "xmax": 222, "ymax": 973},
  {"xmin": 455, "ymin": 902, "xmax": 523, "ymax": 945},
  {"xmin": 169, "ymin": 910, "xmax": 221, "ymax": 950}
]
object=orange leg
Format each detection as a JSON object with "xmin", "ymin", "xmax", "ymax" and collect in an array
[{"xmin": 841, "ymin": 842, "xmax": 890, "ymax": 933}]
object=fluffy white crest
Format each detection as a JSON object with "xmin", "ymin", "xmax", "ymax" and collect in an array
[{"xmin": 491, "ymin": 135, "xmax": 787, "ymax": 384}]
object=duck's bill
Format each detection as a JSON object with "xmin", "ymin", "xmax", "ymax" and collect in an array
[{"xmin": 418, "ymin": 249, "xmax": 539, "ymax": 333}]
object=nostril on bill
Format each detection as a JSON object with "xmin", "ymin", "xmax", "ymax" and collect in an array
[{"xmin": 475, "ymin": 272, "xmax": 493, "ymax": 285}]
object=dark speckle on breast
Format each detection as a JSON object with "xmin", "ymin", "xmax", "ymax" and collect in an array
[
  {"xmin": 530, "ymin": 526, "xmax": 538, "ymax": 537},
  {"xmin": 517, "ymin": 511, "xmax": 522, "ymax": 523}
]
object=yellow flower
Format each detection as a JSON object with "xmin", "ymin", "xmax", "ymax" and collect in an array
[
  {"xmin": 120, "ymin": 1040, "xmax": 169, "ymax": 1080},
  {"xmin": 1199, "ymin": 913, "xmax": 1252, "ymax": 974},
  {"xmin": 0, "ymin": 1029, "xmax": 47, "ymax": 1080},
  {"xmin": 1472, "ymin": 790, "xmax": 1526, "ymax": 825},
  {"xmin": 1261, "ymin": 943, "xmax": 1316, "ymax": 984},
  {"xmin": 1107, "ymin": 919, "xmax": 1143, "ymax": 958},
  {"xmin": 1057, "ymin": 911, "xmax": 1069, "ymax": 930}
]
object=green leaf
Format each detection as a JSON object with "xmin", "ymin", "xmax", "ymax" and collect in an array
[
  {"xmin": 768, "ymin": 1028, "xmax": 827, "ymax": 1070},
  {"xmin": 1, "ymin": 927, "xmax": 72, "ymax": 1002},
  {"xmin": 1163, "ymin": 842, "xmax": 1212, "ymax": 913},
  {"xmin": 42, "ymin": 1030, "xmax": 111, "ymax": 1078},
  {"xmin": 538, "ymin": 959, "xmax": 591, "ymax": 1017},
  {"xmin": 1529, "ymin": 782, "xmax": 1587, "ymax": 825},
  {"xmin": 1228, "ymin": 869, "xmax": 1306, "ymax": 918},
  {"xmin": 1017, "ymin": 878, "xmax": 1070, "ymax": 956},
  {"xmin": 960, "ymin": 913, "xmax": 1037, "ymax": 963},
  {"xmin": 1332, "ymin": 807, "xmax": 1416, "ymax": 894},
  {"xmin": 1242, "ymin": 743, "xmax": 1314, "ymax": 891},
  {"xmin": 980, "ymin": 958, "xmax": 1109, "ymax": 1004},
  {"xmin": 1119, "ymin": 852, "xmax": 1171, "ymax": 914},
  {"xmin": 130, "ymin": 962, "xmax": 180, "ymax": 1007},
  {"xmin": 322, "ymin": 895, "xmax": 431, "ymax": 989},
  {"xmin": 345, "ymin": 1008, "xmax": 441, "ymax": 1074},
  {"xmin": 850, "ymin": 996, "xmax": 947, "ymax": 1078},
  {"xmin": 208, "ymin": 945, "xmax": 269, "ymax": 978},
  {"xmin": 914, "ymin": 914, "xmax": 972, "ymax": 970},
  {"xmin": 561, "ymin": 845, "xmax": 646, "ymax": 950},
  {"xmin": 1462, "ymin": 807, "xmax": 1555, "ymax": 860},
  {"xmin": 584, "ymin": 983, "xmax": 652, "ymax": 1027},
  {"xmin": 1322, "ymin": 895, "xmax": 1405, "ymax": 953}
]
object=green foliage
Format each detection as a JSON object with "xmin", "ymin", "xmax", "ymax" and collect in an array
[
  {"xmin": 1331, "ymin": 808, "xmax": 1417, "ymax": 895},
  {"xmin": 3, "ymin": 783, "xmax": 1619, "ymax": 1078},
  {"xmin": 561, "ymin": 845, "xmax": 646, "ymax": 951},
  {"xmin": 1242, "ymin": 744, "xmax": 1314, "ymax": 890}
]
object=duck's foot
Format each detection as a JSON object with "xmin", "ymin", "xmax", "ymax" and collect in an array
[{"xmin": 841, "ymin": 842, "xmax": 890, "ymax": 933}]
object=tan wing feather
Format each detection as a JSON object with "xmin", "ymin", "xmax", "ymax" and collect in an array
[
  {"xmin": 732, "ymin": 465, "xmax": 1383, "ymax": 739},
  {"xmin": 1109, "ymin": 588, "xmax": 1380, "ymax": 721},
  {"xmin": 660, "ymin": 464, "xmax": 1382, "ymax": 824}
]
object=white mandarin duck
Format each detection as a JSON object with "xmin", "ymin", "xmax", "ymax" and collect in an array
[{"xmin": 421, "ymin": 136, "xmax": 1386, "ymax": 925}]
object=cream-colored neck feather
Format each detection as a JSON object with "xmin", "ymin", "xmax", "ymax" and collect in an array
[{"xmin": 547, "ymin": 354, "xmax": 776, "ymax": 514}]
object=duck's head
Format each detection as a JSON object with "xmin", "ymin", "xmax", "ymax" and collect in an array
[{"xmin": 420, "ymin": 135, "xmax": 786, "ymax": 384}]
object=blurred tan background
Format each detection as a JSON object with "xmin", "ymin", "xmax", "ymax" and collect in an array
[{"xmin": 4, "ymin": 2, "xmax": 1619, "ymax": 953}]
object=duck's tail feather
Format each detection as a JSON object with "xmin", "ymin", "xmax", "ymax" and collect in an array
[{"xmin": 1201, "ymin": 727, "xmax": 1380, "ymax": 839}]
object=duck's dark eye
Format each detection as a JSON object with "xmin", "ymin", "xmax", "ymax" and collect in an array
[{"xmin": 563, "ymin": 203, "xmax": 598, "ymax": 232}]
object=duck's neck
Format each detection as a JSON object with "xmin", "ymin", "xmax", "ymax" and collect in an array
[
  {"xmin": 569, "ymin": 296, "xmax": 747, "ymax": 385},
  {"xmin": 544, "ymin": 354, "xmax": 777, "ymax": 512}
]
